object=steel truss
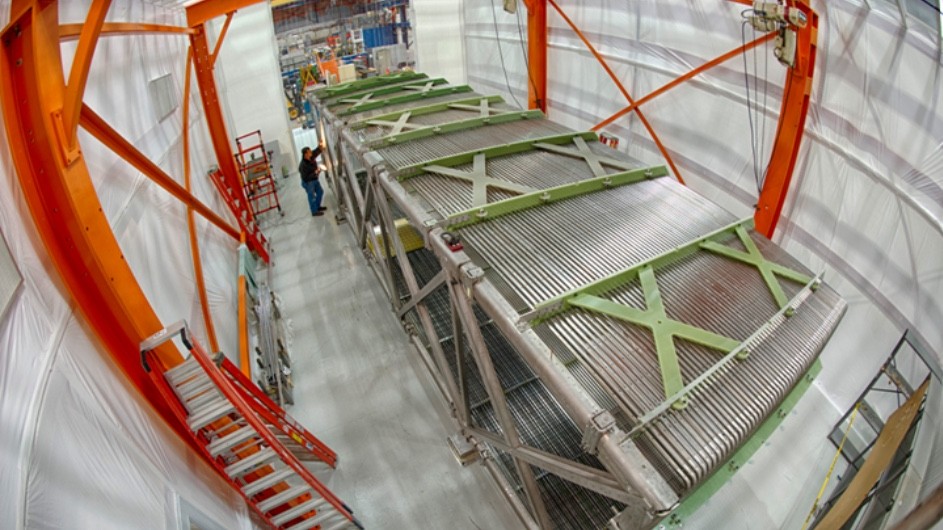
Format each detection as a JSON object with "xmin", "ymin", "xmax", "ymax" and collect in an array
[{"xmin": 311, "ymin": 70, "xmax": 846, "ymax": 529}]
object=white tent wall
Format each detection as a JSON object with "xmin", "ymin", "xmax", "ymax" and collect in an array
[
  {"xmin": 0, "ymin": 1, "xmax": 257, "ymax": 529},
  {"xmin": 213, "ymin": 3, "xmax": 298, "ymax": 177},
  {"xmin": 413, "ymin": 0, "xmax": 468, "ymax": 84},
  {"xmin": 464, "ymin": 0, "xmax": 943, "ymax": 527}
]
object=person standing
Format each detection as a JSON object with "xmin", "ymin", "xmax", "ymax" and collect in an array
[{"xmin": 299, "ymin": 145, "xmax": 326, "ymax": 217}]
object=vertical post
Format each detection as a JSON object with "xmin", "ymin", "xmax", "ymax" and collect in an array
[
  {"xmin": 754, "ymin": 1, "xmax": 817, "ymax": 238},
  {"xmin": 526, "ymin": 0, "xmax": 547, "ymax": 112}
]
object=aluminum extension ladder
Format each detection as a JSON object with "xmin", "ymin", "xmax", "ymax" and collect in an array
[{"xmin": 141, "ymin": 321, "xmax": 362, "ymax": 530}]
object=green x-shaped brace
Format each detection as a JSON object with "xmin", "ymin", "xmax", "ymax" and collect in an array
[
  {"xmin": 446, "ymin": 98, "xmax": 506, "ymax": 117},
  {"xmin": 364, "ymin": 112, "xmax": 425, "ymax": 135},
  {"xmin": 699, "ymin": 225, "xmax": 811, "ymax": 309},
  {"xmin": 567, "ymin": 265, "xmax": 740, "ymax": 409},
  {"xmin": 401, "ymin": 81, "xmax": 437, "ymax": 93},
  {"xmin": 424, "ymin": 153, "xmax": 537, "ymax": 207},
  {"xmin": 535, "ymin": 136, "xmax": 635, "ymax": 177}
]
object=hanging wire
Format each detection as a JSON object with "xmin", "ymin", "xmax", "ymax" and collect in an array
[
  {"xmin": 741, "ymin": 8, "xmax": 777, "ymax": 194},
  {"xmin": 741, "ymin": 11, "xmax": 763, "ymax": 194},
  {"xmin": 489, "ymin": 0, "xmax": 525, "ymax": 108}
]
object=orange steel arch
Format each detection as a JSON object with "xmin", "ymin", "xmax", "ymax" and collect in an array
[
  {"xmin": 524, "ymin": 0, "xmax": 818, "ymax": 237},
  {"xmin": 0, "ymin": 0, "xmax": 266, "ymax": 461}
]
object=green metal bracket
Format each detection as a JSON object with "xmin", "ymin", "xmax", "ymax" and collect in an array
[
  {"xmin": 338, "ymin": 85, "xmax": 474, "ymax": 117},
  {"xmin": 569, "ymin": 267, "xmax": 740, "ymax": 408},
  {"xmin": 327, "ymin": 78, "xmax": 449, "ymax": 108},
  {"xmin": 312, "ymin": 71, "xmax": 428, "ymax": 100},
  {"xmin": 443, "ymin": 165, "xmax": 668, "ymax": 230},
  {"xmin": 396, "ymin": 131, "xmax": 599, "ymax": 180},
  {"xmin": 349, "ymin": 95, "xmax": 506, "ymax": 130},
  {"xmin": 700, "ymin": 224, "xmax": 812, "ymax": 309},
  {"xmin": 370, "ymin": 109, "xmax": 545, "ymax": 148},
  {"xmin": 660, "ymin": 359, "xmax": 821, "ymax": 529}
]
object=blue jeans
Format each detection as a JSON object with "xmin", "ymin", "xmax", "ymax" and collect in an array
[{"xmin": 302, "ymin": 179, "xmax": 323, "ymax": 214}]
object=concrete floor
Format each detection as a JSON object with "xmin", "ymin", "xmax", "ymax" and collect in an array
[{"xmin": 258, "ymin": 129, "xmax": 522, "ymax": 529}]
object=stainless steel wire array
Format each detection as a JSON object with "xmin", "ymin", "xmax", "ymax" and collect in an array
[{"xmin": 311, "ymin": 73, "xmax": 846, "ymax": 529}]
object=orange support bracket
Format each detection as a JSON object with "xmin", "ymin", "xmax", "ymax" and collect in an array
[
  {"xmin": 59, "ymin": 22, "xmax": 197, "ymax": 41},
  {"xmin": 754, "ymin": 1, "xmax": 818, "ymax": 238},
  {"xmin": 209, "ymin": 11, "xmax": 233, "ymax": 66},
  {"xmin": 61, "ymin": 0, "xmax": 112, "ymax": 148}
]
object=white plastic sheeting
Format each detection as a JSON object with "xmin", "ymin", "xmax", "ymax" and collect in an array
[
  {"xmin": 413, "ymin": 0, "xmax": 468, "ymax": 84},
  {"xmin": 462, "ymin": 0, "xmax": 943, "ymax": 526},
  {"xmin": 0, "ymin": 1, "xmax": 280, "ymax": 528}
]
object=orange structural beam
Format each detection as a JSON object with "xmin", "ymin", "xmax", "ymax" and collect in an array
[
  {"xmin": 593, "ymin": 31, "xmax": 777, "ymax": 132},
  {"xmin": 209, "ymin": 11, "xmax": 233, "ymax": 66},
  {"xmin": 79, "ymin": 104, "xmax": 241, "ymax": 242},
  {"xmin": 186, "ymin": 0, "xmax": 263, "ymax": 27},
  {"xmin": 0, "ymin": 0, "xmax": 188, "ymax": 446},
  {"xmin": 523, "ymin": 0, "xmax": 547, "ymax": 112},
  {"xmin": 62, "ymin": 0, "xmax": 112, "ymax": 147},
  {"xmin": 754, "ymin": 2, "xmax": 817, "ymax": 237},
  {"xmin": 59, "ymin": 22, "xmax": 196, "ymax": 41},
  {"xmin": 182, "ymin": 49, "xmax": 220, "ymax": 353},
  {"xmin": 547, "ymin": 0, "xmax": 685, "ymax": 184},
  {"xmin": 238, "ymin": 273, "xmax": 250, "ymax": 378}
]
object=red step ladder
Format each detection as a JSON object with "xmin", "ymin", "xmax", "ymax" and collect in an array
[
  {"xmin": 141, "ymin": 321, "xmax": 362, "ymax": 530},
  {"xmin": 209, "ymin": 169, "xmax": 271, "ymax": 264},
  {"xmin": 235, "ymin": 130, "xmax": 283, "ymax": 218}
]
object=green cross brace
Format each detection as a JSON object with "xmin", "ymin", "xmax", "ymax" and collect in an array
[
  {"xmin": 700, "ymin": 224, "xmax": 811, "ymax": 309},
  {"xmin": 534, "ymin": 136, "xmax": 636, "ymax": 177},
  {"xmin": 443, "ymin": 165, "xmax": 668, "ymax": 230},
  {"xmin": 395, "ymin": 131, "xmax": 599, "ymax": 180},
  {"xmin": 568, "ymin": 266, "xmax": 740, "ymax": 409},
  {"xmin": 371, "ymin": 109, "xmax": 544, "ymax": 147},
  {"xmin": 312, "ymin": 71, "xmax": 428, "ymax": 100},
  {"xmin": 425, "ymin": 153, "xmax": 537, "ymax": 207},
  {"xmin": 328, "ymin": 77, "xmax": 449, "ymax": 107},
  {"xmin": 338, "ymin": 85, "xmax": 474, "ymax": 116},
  {"xmin": 349, "ymin": 96, "xmax": 505, "ymax": 130}
]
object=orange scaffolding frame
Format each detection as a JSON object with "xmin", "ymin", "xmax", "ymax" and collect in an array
[{"xmin": 523, "ymin": 0, "xmax": 818, "ymax": 237}]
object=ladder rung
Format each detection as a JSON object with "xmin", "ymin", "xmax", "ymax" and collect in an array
[
  {"xmin": 289, "ymin": 511, "xmax": 345, "ymax": 530},
  {"xmin": 186, "ymin": 388, "xmax": 221, "ymax": 413},
  {"xmin": 257, "ymin": 485, "xmax": 313, "ymax": 512},
  {"xmin": 208, "ymin": 425, "xmax": 257, "ymax": 457},
  {"xmin": 243, "ymin": 467, "xmax": 295, "ymax": 497},
  {"xmin": 176, "ymin": 374, "xmax": 215, "ymax": 400},
  {"xmin": 224, "ymin": 447, "xmax": 277, "ymax": 477},
  {"xmin": 165, "ymin": 356, "xmax": 202, "ymax": 385},
  {"xmin": 271, "ymin": 498, "xmax": 324, "ymax": 526},
  {"xmin": 188, "ymin": 398, "xmax": 235, "ymax": 431}
]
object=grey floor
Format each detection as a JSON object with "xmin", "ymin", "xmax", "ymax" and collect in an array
[{"xmin": 259, "ymin": 128, "xmax": 522, "ymax": 529}]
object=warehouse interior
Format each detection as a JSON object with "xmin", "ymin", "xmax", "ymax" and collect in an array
[{"xmin": 0, "ymin": 1, "xmax": 941, "ymax": 529}]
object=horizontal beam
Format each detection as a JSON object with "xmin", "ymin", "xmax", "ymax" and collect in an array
[
  {"xmin": 372, "ymin": 109, "xmax": 545, "ymax": 148},
  {"xmin": 338, "ymin": 85, "xmax": 474, "ymax": 117},
  {"xmin": 396, "ymin": 131, "xmax": 599, "ymax": 180},
  {"xmin": 327, "ymin": 77, "xmax": 449, "ymax": 107},
  {"xmin": 59, "ymin": 22, "xmax": 197, "ymax": 41},
  {"xmin": 350, "ymin": 95, "xmax": 505, "ymax": 131},
  {"xmin": 443, "ymin": 165, "xmax": 668, "ymax": 230},
  {"xmin": 312, "ymin": 71, "xmax": 428, "ymax": 100},
  {"xmin": 186, "ymin": 0, "xmax": 262, "ymax": 27}
]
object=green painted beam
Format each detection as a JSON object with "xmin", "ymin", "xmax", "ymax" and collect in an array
[
  {"xmin": 338, "ymin": 85, "xmax": 474, "ymax": 117},
  {"xmin": 568, "ymin": 266, "xmax": 739, "ymax": 406},
  {"xmin": 396, "ymin": 131, "xmax": 599, "ymax": 180},
  {"xmin": 312, "ymin": 71, "xmax": 428, "ymax": 100},
  {"xmin": 371, "ymin": 109, "xmax": 545, "ymax": 147},
  {"xmin": 660, "ymin": 359, "xmax": 822, "ymax": 529},
  {"xmin": 349, "ymin": 95, "xmax": 505, "ymax": 130},
  {"xmin": 327, "ymin": 78, "xmax": 450, "ymax": 107},
  {"xmin": 701, "ymin": 225, "xmax": 812, "ymax": 309},
  {"xmin": 527, "ymin": 218, "xmax": 754, "ymax": 325},
  {"xmin": 443, "ymin": 165, "xmax": 667, "ymax": 230}
]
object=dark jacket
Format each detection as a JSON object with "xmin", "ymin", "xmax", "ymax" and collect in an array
[{"xmin": 299, "ymin": 146, "xmax": 322, "ymax": 183}]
